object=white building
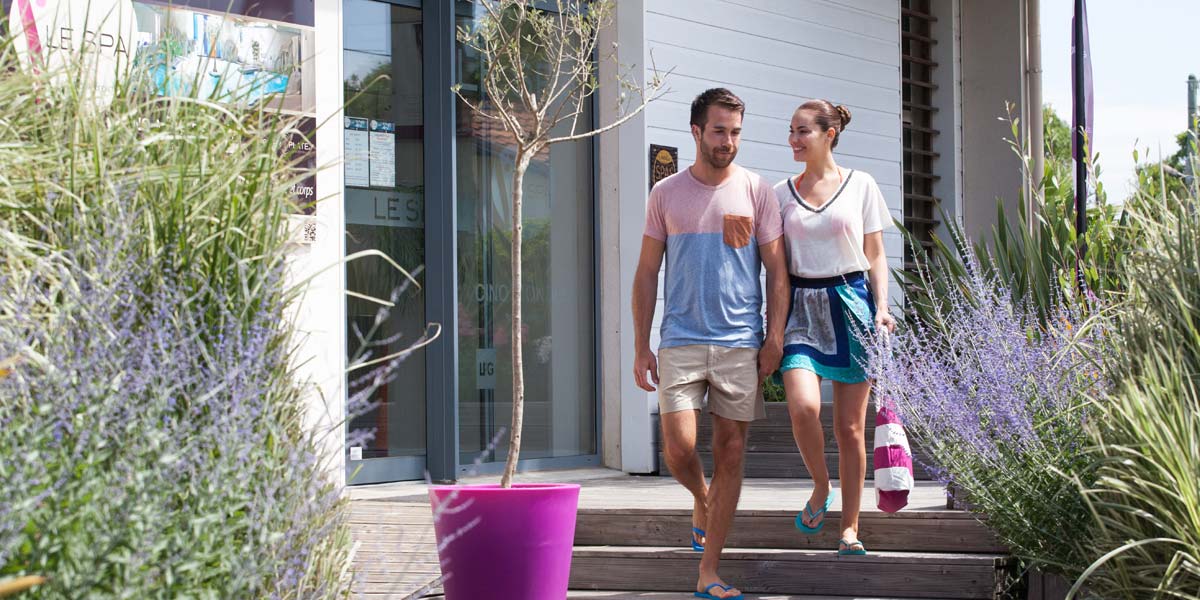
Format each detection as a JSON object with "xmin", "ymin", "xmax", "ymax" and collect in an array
[{"xmin": 276, "ymin": 0, "xmax": 1044, "ymax": 484}]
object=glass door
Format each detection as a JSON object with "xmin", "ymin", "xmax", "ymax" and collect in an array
[
  {"xmin": 453, "ymin": 2, "xmax": 597, "ymax": 471},
  {"xmin": 343, "ymin": 0, "xmax": 427, "ymax": 484}
]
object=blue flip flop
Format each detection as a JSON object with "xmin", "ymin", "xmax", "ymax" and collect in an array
[
  {"xmin": 795, "ymin": 489, "xmax": 837, "ymax": 534},
  {"xmin": 695, "ymin": 582, "xmax": 744, "ymax": 600},
  {"xmin": 691, "ymin": 527, "xmax": 706, "ymax": 552},
  {"xmin": 838, "ymin": 538, "xmax": 867, "ymax": 556}
]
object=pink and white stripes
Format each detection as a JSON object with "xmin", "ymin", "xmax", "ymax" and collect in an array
[{"xmin": 873, "ymin": 402, "xmax": 914, "ymax": 513}]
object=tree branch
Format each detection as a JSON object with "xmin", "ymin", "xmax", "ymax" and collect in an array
[{"xmin": 546, "ymin": 98, "xmax": 652, "ymax": 145}]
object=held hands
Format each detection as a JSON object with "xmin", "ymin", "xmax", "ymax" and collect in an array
[
  {"xmin": 758, "ymin": 338, "xmax": 783, "ymax": 382},
  {"xmin": 875, "ymin": 309, "xmax": 896, "ymax": 334},
  {"xmin": 634, "ymin": 349, "xmax": 659, "ymax": 392}
]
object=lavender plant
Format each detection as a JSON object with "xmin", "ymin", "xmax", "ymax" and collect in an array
[
  {"xmin": 866, "ymin": 245, "xmax": 1109, "ymax": 581},
  {"xmin": 0, "ymin": 35, "xmax": 363, "ymax": 598},
  {"xmin": 0, "ymin": 235, "xmax": 351, "ymax": 598}
]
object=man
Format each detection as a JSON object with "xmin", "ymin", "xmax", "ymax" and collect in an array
[{"xmin": 632, "ymin": 88, "xmax": 788, "ymax": 600}]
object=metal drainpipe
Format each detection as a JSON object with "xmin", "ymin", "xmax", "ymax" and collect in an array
[
  {"xmin": 1188, "ymin": 74, "xmax": 1198, "ymax": 184},
  {"xmin": 1027, "ymin": 0, "xmax": 1044, "ymax": 230}
]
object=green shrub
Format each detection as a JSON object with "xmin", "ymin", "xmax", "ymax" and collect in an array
[
  {"xmin": 898, "ymin": 108, "xmax": 1126, "ymax": 330},
  {"xmin": 0, "ymin": 36, "xmax": 353, "ymax": 598},
  {"xmin": 1069, "ymin": 187, "xmax": 1200, "ymax": 599}
]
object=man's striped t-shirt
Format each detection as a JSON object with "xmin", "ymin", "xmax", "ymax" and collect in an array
[{"xmin": 643, "ymin": 165, "xmax": 783, "ymax": 350}]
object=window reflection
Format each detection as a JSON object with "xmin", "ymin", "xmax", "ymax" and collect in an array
[
  {"xmin": 343, "ymin": 1, "xmax": 427, "ymax": 461},
  {"xmin": 454, "ymin": 4, "xmax": 596, "ymax": 463}
]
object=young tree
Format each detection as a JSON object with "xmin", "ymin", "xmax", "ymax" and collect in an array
[{"xmin": 454, "ymin": 0, "xmax": 666, "ymax": 488}]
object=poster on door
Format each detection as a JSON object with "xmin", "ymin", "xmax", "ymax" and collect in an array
[
  {"xmin": 368, "ymin": 119, "xmax": 396, "ymax": 188},
  {"xmin": 344, "ymin": 117, "xmax": 370, "ymax": 188},
  {"xmin": 476, "ymin": 348, "xmax": 496, "ymax": 390}
]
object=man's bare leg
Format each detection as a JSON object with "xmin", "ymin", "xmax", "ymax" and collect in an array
[
  {"xmin": 697, "ymin": 413, "xmax": 748, "ymax": 599},
  {"xmin": 660, "ymin": 409, "xmax": 709, "ymax": 548}
]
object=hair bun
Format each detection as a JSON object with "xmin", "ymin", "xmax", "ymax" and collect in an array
[{"xmin": 835, "ymin": 105, "xmax": 852, "ymax": 130}]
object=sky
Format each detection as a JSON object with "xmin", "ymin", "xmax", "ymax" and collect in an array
[{"xmin": 1040, "ymin": 0, "xmax": 1198, "ymax": 201}]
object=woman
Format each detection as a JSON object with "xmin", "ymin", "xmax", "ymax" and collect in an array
[{"xmin": 773, "ymin": 99, "xmax": 895, "ymax": 556}]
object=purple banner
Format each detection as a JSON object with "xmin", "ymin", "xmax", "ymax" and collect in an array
[{"xmin": 1071, "ymin": 0, "xmax": 1093, "ymax": 162}]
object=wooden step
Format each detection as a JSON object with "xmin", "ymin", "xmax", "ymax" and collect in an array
[
  {"xmin": 574, "ymin": 508, "xmax": 1005, "ymax": 554},
  {"xmin": 658, "ymin": 403, "xmax": 931, "ymax": 475},
  {"xmin": 696, "ymin": 403, "xmax": 882, "ymax": 444},
  {"xmin": 660, "ymin": 451, "xmax": 936, "ymax": 480},
  {"xmin": 570, "ymin": 546, "xmax": 1015, "ymax": 599},
  {"xmin": 697, "ymin": 425, "xmax": 877, "ymax": 453},
  {"xmin": 568, "ymin": 593, "xmax": 931, "ymax": 599},
  {"xmin": 661, "ymin": 403, "xmax": 875, "ymax": 432}
]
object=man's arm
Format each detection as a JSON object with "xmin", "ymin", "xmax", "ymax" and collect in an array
[
  {"xmin": 758, "ymin": 237, "xmax": 789, "ymax": 380},
  {"xmin": 632, "ymin": 235, "xmax": 666, "ymax": 391}
]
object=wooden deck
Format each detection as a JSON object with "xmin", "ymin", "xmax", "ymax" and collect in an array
[{"xmin": 346, "ymin": 468, "xmax": 998, "ymax": 599}]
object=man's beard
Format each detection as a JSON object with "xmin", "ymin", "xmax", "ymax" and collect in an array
[{"xmin": 700, "ymin": 141, "xmax": 737, "ymax": 169}]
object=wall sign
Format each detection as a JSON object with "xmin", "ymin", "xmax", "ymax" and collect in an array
[
  {"xmin": 649, "ymin": 144, "xmax": 678, "ymax": 192},
  {"xmin": 129, "ymin": 7, "xmax": 314, "ymax": 114},
  {"xmin": 9, "ymin": 0, "xmax": 137, "ymax": 108},
  {"xmin": 344, "ymin": 187, "xmax": 424, "ymax": 229},
  {"xmin": 283, "ymin": 116, "xmax": 316, "ymax": 215},
  {"xmin": 476, "ymin": 348, "xmax": 496, "ymax": 391}
]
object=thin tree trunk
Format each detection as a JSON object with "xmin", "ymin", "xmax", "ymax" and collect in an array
[{"xmin": 501, "ymin": 149, "xmax": 531, "ymax": 488}]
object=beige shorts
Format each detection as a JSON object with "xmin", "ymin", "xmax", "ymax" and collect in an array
[{"xmin": 657, "ymin": 344, "xmax": 765, "ymax": 422}]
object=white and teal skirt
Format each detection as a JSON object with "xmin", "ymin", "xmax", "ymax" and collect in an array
[{"xmin": 779, "ymin": 271, "xmax": 876, "ymax": 384}]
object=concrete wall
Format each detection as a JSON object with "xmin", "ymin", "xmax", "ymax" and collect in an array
[
  {"xmin": 959, "ymin": 0, "xmax": 1029, "ymax": 240},
  {"xmin": 291, "ymin": 0, "xmax": 348, "ymax": 487}
]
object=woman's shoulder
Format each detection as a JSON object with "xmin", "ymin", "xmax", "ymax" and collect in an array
[
  {"xmin": 770, "ymin": 177, "xmax": 796, "ymax": 206},
  {"xmin": 845, "ymin": 169, "xmax": 881, "ymax": 189},
  {"xmin": 771, "ymin": 175, "xmax": 795, "ymax": 195},
  {"xmin": 844, "ymin": 168, "xmax": 875, "ymax": 182}
]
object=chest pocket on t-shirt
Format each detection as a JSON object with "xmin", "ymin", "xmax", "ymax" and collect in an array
[{"xmin": 723, "ymin": 214, "xmax": 753, "ymax": 249}]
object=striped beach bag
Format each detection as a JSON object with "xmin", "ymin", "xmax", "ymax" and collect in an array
[{"xmin": 873, "ymin": 398, "xmax": 914, "ymax": 512}]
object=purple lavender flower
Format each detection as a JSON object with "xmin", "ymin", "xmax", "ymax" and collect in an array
[
  {"xmin": 864, "ymin": 248, "xmax": 1108, "ymax": 488},
  {"xmin": 0, "ymin": 224, "xmax": 357, "ymax": 597}
]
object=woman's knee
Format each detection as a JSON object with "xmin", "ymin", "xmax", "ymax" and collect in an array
[
  {"xmin": 834, "ymin": 420, "xmax": 865, "ymax": 445},
  {"xmin": 788, "ymin": 398, "xmax": 821, "ymax": 424}
]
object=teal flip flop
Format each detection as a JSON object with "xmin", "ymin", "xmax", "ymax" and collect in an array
[
  {"xmin": 694, "ymin": 582, "xmax": 743, "ymax": 600},
  {"xmin": 838, "ymin": 538, "xmax": 867, "ymax": 556},
  {"xmin": 795, "ymin": 489, "xmax": 837, "ymax": 534},
  {"xmin": 691, "ymin": 526, "xmax": 705, "ymax": 552}
]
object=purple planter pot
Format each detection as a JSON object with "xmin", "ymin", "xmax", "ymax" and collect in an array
[{"xmin": 429, "ymin": 483, "xmax": 581, "ymax": 600}]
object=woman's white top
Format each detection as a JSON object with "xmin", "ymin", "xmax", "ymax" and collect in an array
[{"xmin": 773, "ymin": 169, "xmax": 893, "ymax": 278}]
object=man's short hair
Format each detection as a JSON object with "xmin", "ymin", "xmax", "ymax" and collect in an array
[{"xmin": 690, "ymin": 88, "xmax": 745, "ymax": 130}]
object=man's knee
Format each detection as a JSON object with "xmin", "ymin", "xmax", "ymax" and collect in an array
[
  {"xmin": 711, "ymin": 419, "xmax": 748, "ymax": 466},
  {"xmin": 663, "ymin": 436, "xmax": 698, "ymax": 467},
  {"xmin": 660, "ymin": 412, "xmax": 699, "ymax": 466}
]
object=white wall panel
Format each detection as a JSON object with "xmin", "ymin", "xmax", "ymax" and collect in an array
[
  {"xmin": 642, "ymin": 0, "xmax": 903, "ymax": 252},
  {"xmin": 724, "ymin": 0, "xmax": 900, "ymax": 39}
]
